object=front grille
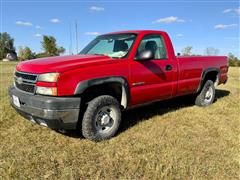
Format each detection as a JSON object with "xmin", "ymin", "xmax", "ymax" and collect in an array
[
  {"xmin": 15, "ymin": 81, "xmax": 35, "ymax": 93},
  {"xmin": 14, "ymin": 71, "xmax": 37, "ymax": 93},
  {"xmin": 15, "ymin": 71, "xmax": 37, "ymax": 82}
]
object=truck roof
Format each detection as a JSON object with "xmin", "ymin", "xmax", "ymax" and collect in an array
[{"xmin": 104, "ymin": 30, "xmax": 167, "ymax": 35}]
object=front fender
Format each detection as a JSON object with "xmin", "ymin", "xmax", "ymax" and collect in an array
[{"xmin": 74, "ymin": 76, "xmax": 130, "ymax": 108}]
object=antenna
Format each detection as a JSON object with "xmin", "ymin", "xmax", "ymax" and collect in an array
[{"xmin": 75, "ymin": 20, "xmax": 79, "ymax": 54}]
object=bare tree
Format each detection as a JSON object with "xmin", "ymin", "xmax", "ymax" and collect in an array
[
  {"xmin": 204, "ymin": 47, "xmax": 219, "ymax": 56},
  {"xmin": 181, "ymin": 46, "xmax": 193, "ymax": 56}
]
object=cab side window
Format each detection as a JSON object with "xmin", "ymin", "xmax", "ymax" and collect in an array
[{"xmin": 136, "ymin": 34, "xmax": 167, "ymax": 60}]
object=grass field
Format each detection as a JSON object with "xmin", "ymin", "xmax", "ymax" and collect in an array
[{"xmin": 0, "ymin": 62, "xmax": 239, "ymax": 179}]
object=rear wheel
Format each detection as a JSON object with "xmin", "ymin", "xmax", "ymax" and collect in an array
[
  {"xmin": 82, "ymin": 95, "xmax": 121, "ymax": 141},
  {"xmin": 195, "ymin": 80, "xmax": 215, "ymax": 107}
]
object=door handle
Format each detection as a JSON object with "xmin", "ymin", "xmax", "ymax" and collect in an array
[{"xmin": 165, "ymin": 65, "xmax": 172, "ymax": 71}]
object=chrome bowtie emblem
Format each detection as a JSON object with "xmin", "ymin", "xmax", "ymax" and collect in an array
[{"xmin": 16, "ymin": 77, "xmax": 23, "ymax": 84}]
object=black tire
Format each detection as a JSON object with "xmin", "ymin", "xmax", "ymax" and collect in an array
[
  {"xmin": 195, "ymin": 80, "xmax": 215, "ymax": 107},
  {"xmin": 82, "ymin": 95, "xmax": 121, "ymax": 141}
]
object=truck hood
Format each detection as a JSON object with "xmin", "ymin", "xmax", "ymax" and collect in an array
[{"xmin": 16, "ymin": 55, "xmax": 116, "ymax": 74}]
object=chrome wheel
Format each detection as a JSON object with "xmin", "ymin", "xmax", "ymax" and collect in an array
[
  {"xmin": 95, "ymin": 106, "xmax": 117, "ymax": 133},
  {"xmin": 204, "ymin": 85, "xmax": 213, "ymax": 104},
  {"xmin": 195, "ymin": 80, "xmax": 215, "ymax": 107}
]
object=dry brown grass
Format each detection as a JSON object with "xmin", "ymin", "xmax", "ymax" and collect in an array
[{"xmin": 0, "ymin": 62, "xmax": 239, "ymax": 179}]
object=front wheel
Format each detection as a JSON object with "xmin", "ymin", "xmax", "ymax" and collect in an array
[
  {"xmin": 195, "ymin": 80, "xmax": 215, "ymax": 107},
  {"xmin": 82, "ymin": 95, "xmax": 121, "ymax": 141}
]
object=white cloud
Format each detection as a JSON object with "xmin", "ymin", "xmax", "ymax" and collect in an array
[
  {"xmin": 50, "ymin": 18, "xmax": 61, "ymax": 23},
  {"xmin": 85, "ymin": 32, "xmax": 100, "ymax": 36},
  {"xmin": 235, "ymin": 7, "xmax": 240, "ymax": 15},
  {"xmin": 35, "ymin": 33, "xmax": 42, "ymax": 38},
  {"xmin": 223, "ymin": 9, "xmax": 232, "ymax": 13},
  {"xmin": 16, "ymin": 21, "xmax": 32, "ymax": 26},
  {"xmin": 214, "ymin": 24, "xmax": 238, "ymax": 29},
  {"xmin": 222, "ymin": 7, "xmax": 240, "ymax": 16},
  {"xmin": 89, "ymin": 6, "xmax": 105, "ymax": 12},
  {"xmin": 176, "ymin": 33, "xmax": 183, "ymax": 37},
  {"xmin": 153, "ymin": 16, "xmax": 185, "ymax": 24},
  {"xmin": 35, "ymin": 25, "xmax": 43, "ymax": 29}
]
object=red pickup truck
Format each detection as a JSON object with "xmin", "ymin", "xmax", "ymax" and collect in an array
[{"xmin": 9, "ymin": 30, "xmax": 228, "ymax": 141}]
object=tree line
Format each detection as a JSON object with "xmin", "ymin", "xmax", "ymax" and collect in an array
[
  {"xmin": 0, "ymin": 32, "xmax": 239, "ymax": 67},
  {"xmin": 181, "ymin": 46, "xmax": 240, "ymax": 67},
  {"xmin": 0, "ymin": 32, "xmax": 65, "ymax": 61}
]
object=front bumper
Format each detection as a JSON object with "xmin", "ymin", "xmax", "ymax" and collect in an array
[{"xmin": 8, "ymin": 86, "xmax": 81, "ymax": 129}]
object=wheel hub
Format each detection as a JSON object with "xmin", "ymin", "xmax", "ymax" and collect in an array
[
  {"xmin": 206, "ymin": 91, "xmax": 211, "ymax": 99},
  {"xmin": 100, "ymin": 113, "xmax": 110, "ymax": 126},
  {"xmin": 95, "ymin": 105, "xmax": 117, "ymax": 132},
  {"xmin": 204, "ymin": 86, "xmax": 213, "ymax": 102}
]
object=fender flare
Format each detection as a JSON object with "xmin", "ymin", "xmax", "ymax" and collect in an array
[
  {"xmin": 197, "ymin": 67, "xmax": 220, "ymax": 92},
  {"xmin": 74, "ymin": 76, "xmax": 130, "ymax": 108}
]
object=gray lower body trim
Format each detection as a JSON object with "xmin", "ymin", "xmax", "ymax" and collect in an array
[
  {"xmin": 11, "ymin": 102, "xmax": 79, "ymax": 123},
  {"xmin": 8, "ymin": 86, "xmax": 81, "ymax": 129}
]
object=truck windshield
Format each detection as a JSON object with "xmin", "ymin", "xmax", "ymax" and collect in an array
[{"xmin": 80, "ymin": 33, "xmax": 137, "ymax": 58}]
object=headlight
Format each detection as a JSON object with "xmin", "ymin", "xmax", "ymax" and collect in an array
[
  {"xmin": 36, "ymin": 87, "xmax": 57, "ymax": 96},
  {"xmin": 37, "ymin": 73, "xmax": 59, "ymax": 82}
]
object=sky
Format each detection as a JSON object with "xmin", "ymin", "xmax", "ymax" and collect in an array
[{"xmin": 1, "ymin": 0, "xmax": 239, "ymax": 57}]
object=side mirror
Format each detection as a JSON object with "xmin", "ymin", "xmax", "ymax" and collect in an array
[
  {"xmin": 136, "ymin": 50, "xmax": 154, "ymax": 61},
  {"xmin": 177, "ymin": 52, "xmax": 181, "ymax": 56}
]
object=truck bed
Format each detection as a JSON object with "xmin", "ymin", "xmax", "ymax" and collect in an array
[{"xmin": 176, "ymin": 56, "xmax": 228, "ymax": 96}]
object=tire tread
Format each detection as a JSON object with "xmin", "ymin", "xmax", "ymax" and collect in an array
[{"xmin": 82, "ymin": 95, "xmax": 121, "ymax": 141}]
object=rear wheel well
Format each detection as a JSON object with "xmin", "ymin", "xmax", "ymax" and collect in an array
[
  {"xmin": 204, "ymin": 71, "xmax": 219, "ymax": 82},
  {"xmin": 200, "ymin": 70, "xmax": 219, "ymax": 91}
]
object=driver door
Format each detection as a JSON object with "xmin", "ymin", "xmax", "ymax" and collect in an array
[{"xmin": 129, "ymin": 34, "xmax": 177, "ymax": 105}]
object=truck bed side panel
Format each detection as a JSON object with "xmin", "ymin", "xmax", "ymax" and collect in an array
[{"xmin": 176, "ymin": 56, "xmax": 228, "ymax": 96}]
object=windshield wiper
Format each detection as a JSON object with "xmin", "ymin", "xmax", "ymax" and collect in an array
[
  {"xmin": 92, "ymin": 53, "xmax": 105, "ymax": 56},
  {"xmin": 111, "ymin": 57, "xmax": 122, "ymax": 59}
]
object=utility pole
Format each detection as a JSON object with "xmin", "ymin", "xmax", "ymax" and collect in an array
[
  {"xmin": 75, "ymin": 20, "xmax": 79, "ymax": 54},
  {"xmin": 69, "ymin": 23, "xmax": 73, "ymax": 55}
]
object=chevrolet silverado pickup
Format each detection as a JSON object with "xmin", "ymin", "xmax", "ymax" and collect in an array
[{"xmin": 9, "ymin": 30, "xmax": 228, "ymax": 141}]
